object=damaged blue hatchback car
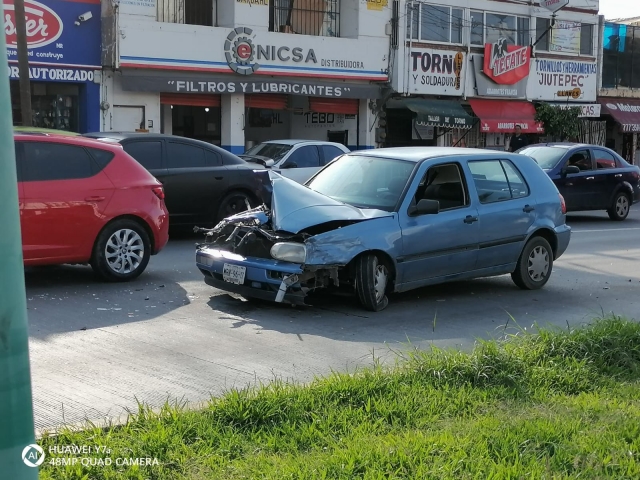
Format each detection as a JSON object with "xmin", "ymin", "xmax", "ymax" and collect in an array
[{"xmin": 195, "ymin": 148, "xmax": 571, "ymax": 311}]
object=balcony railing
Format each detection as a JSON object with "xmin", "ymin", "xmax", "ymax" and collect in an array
[
  {"xmin": 269, "ymin": 0, "xmax": 340, "ymax": 37},
  {"xmin": 157, "ymin": 0, "xmax": 214, "ymax": 27}
]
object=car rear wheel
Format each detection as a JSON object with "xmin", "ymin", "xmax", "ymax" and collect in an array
[
  {"xmin": 607, "ymin": 192, "xmax": 630, "ymax": 221},
  {"xmin": 91, "ymin": 219, "xmax": 151, "ymax": 282},
  {"xmin": 511, "ymin": 236, "xmax": 553, "ymax": 290},
  {"xmin": 355, "ymin": 253, "xmax": 390, "ymax": 312},
  {"xmin": 216, "ymin": 191, "xmax": 255, "ymax": 224}
]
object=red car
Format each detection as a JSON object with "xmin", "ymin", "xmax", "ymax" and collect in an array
[{"xmin": 14, "ymin": 132, "xmax": 169, "ymax": 281}]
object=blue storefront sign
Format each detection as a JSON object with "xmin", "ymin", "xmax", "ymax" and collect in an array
[{"xmin": 4, "ymin": 0, "xmax": 101, "ymax": 132}]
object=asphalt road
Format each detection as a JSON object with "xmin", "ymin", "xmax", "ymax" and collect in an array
[{"xmin": 26, "ymin": 210, "xmax": 640, "ymax": 432}]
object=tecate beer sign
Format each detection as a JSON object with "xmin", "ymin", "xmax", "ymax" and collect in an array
[
  {"xmin": 4, "ymin": 0, "xmax": 63, "ymax": 48},
  {"xmin": 483, "ymin": 39, "xmax": 531, "ymax": 85}
]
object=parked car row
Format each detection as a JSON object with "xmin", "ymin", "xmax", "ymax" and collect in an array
[{"xmin": 12, "ymin": 128, "xmax": 640, "ymax": 313}]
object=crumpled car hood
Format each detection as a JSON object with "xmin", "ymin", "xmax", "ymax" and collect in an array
[{"xmin": 236, "ymin": 170, "xmax": 392, "ymax": 234}]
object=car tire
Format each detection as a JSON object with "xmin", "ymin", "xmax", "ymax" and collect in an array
[
  {"xmin": 607, "ymin": 191, "xmax": 631, "ymax": 221},
  {"xmin": 511, "ymin": 236, "xmax": 554, "ymax": 290},
  {"xmin": 216, "ymin": 191, "xmax": 255, "ymax": 224},
  {"xmin": 91, "ymin": 219, "xmax": 151, "ymax": 282},
  {"xmin": 355, "ymin": 253, "xmax": 390, "ymax": 312}
]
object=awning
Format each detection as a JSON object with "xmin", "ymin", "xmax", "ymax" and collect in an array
[
  {"xmin": 386, "ymin": 98, "xmax": 474, "ymax": 129},
  {"xmin": 468, "ymin": 99, "xmax": 544, "ymax": 134},
  {"xmin": 599, "ymin": 98, "xmax": 640, "ymax": 133}
]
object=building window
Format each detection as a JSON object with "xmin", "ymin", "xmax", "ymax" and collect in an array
[
  {"xmin": 580, "ymin": 24, "xmax": 594, "ymax": 55},
  {"xmin": 269, "ymin": 0, "xmax": 340, "ymax": 37},
  {"xmin": 602, "ymin": 22, "xmax": 640, "ymax": 89},
  {"xmin": 158, "ymin": 0, "xmax": 215, "ymax": 26},
  {"xmin": 470, "ymin": 11, "xmax": 530, "ymax": 46},
  {"xmin": 535, "ymin": 19, "xmax": 594, "ymax": 56},
  {"xmin": 407, "ymin": 3, "xmax": 463, "ymax": 44}
]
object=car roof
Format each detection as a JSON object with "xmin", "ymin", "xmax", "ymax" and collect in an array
[
  {"xmin": 350, "ymin": 147, "xmax": 512, "ymax": 163},
  {"xmin": 521, "ymin": 142, "xmax": 600, "ymax": 150},
  {"xmin": 259, "ymin": 139, "xmax": 344, "ymax": 146},
  {"xmin": 14, "ymin": 131, "xmax": 124, "ymax": 150}
]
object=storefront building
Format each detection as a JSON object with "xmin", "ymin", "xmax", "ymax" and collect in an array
[
  {"xmin": 389, "ymin": 0, "xmax": 600, "ymax": 150},
  {"xmin": 598, "ymin": 20, "xmax": 640, "ymax": 164},
  {"xmin": 6, "ymin": 0, "xmax": 101, "ymax": 132},
  {"xmin": 100, "ymin": 0, "xmax": 391, "ymax": 152}
]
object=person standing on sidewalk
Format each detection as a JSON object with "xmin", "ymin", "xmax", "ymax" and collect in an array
[{"xmin": 509, "ymin": 124, "xmax": 529, "ymax": 152}]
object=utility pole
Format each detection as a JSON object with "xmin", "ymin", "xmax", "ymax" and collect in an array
[
  {"xmin": 14, "ymin": 0, "xmax": 33, "ymax": 126},
  {"xmin": 0, "ymin": 1, "xmax": 38, "ymax": 477}
]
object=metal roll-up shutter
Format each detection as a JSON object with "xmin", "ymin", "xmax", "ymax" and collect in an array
[
  {"xmin": 245, "ymin": 94, "xmax": 289, "ymax": 110},
  {"xmin": 159, "ymin": 93, "xmax": 221, "ymax": 107},
  {"xmin": 309, "ymin": 98, "xmax": 359, "ymax": 115}
]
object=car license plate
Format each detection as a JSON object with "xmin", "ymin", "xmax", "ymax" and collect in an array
[{"xmin": 223, "ymin": 263, "xmax": 246, "ymax": 285}]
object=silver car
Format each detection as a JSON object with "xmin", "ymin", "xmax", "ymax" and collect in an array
[{"xmin": 240, "ymin": 140, "xmax": 350, "ymax": 183}]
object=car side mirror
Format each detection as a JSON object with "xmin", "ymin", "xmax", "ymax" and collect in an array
[
  {"xmin": 563, "ymin": 165, "xmax": 581, "ymax": 176},
  {"xmin": 410, "ymin": 199, "xmax": 439, "ymax": 216},
  {"xmin": 282, "ymin": 162, "xmax": 297, "ymax": 169},
  {"xmin": 264, "ymin": 159, "xmax": 275, "ymax": 168}
]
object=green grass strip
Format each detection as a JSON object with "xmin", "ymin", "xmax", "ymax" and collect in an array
[{"xmin": 38, "ymin": 316, "xmax": 640, "ymax": 479}]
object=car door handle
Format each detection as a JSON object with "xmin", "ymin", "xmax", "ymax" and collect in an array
[
  {"xmin": 85, "ymin": 196, "xmax": 105, "ymax": 202},
  {"xmin": 615, "ymin": 174, "xmax": 622, "ymax": 178},
  {"xmin": 215, "ymin": 176, "xmax": 223, "ymax": 180},
  {"xmin": 523, "ymin": 205, "xmax": 535, "ymax": 213},
  {"xmin": 464, "ymin": 215, "xmax": 478, "ymax": 224},
  {"xmin": 586, "ymin": 176, "xmax": 595, "ymax": 180}
]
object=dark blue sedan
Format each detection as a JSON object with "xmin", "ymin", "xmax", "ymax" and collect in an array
[
  {"xmin": 518, "ymin": 143, "xmax": 640, "ymax": 221},
  {"xmin": 195, "ymin": 148, "xmax": 571, "ymax": 312}
]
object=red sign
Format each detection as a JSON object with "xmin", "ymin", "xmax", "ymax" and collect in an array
[
  {"xmin": 4, "ymin": 0, "xmax": 64, "ymax": 49},
  {"xmin": 480, "ymin": 120, "xmax": 544, "ymax": 134},
  {"xmin": 483, "ymin": 40, "xmax": 530, "ymax": 85}
]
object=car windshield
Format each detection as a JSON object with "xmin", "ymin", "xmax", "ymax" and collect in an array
[
  {"xmin": 244, "ymin": 143, "xmax": 292, "ymax": 161},
  {"xmin": 306, "ymin": 155, "xmax": 415, "ymax": 211},
  {"xmin": 517, "ymin": 146, "xmax": 568, "ymax": 169}
]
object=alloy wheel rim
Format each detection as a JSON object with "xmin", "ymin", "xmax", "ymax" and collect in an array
[
  {"xmin": 373, "ymin": 258, "xmax": 388, "ymax": 303},
  {"xmin": 225, "ymin": 195, "xmax": 251, "ymax": 217},
  {"xmin": 105, "ymin": 229, "xmax": 144, "ymax": 274},
  {"xmin": 616, "ymin": 196, "xmax": 629, "ymax": 217},
  {"xmin": 527, "ymin": 245, "xmax": 550, "ymax": 282}
]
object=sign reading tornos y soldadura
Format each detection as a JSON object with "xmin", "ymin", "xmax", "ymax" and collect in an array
[{"xmin": 409, "ymin": 48, "xmax": 465, "ymax": 96}]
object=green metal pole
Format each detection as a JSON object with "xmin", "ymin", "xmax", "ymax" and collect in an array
[{"xmin": 0, "ymin": 1, "xmax": 39, "ymax": 477}]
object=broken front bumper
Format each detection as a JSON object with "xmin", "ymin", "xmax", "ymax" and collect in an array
[{"xmin": 196, "ymin": 247, "xmax": 308, "ymax": 305}]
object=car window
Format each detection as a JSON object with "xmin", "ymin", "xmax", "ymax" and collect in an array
[
  {"xmin": 244, "ymin": 143, "xmax": 292, "ymax": 161},
  {"xmin": 122, "ymin": 141, "xmax": 163, "ymax": 170},
  {"xmin": 87, "ymin": 148, "xmax": 115, "ymax": 170},
  {"xmin": 414, "ymin": 163, "xmax": 468, "ymax": 211},
  {"xmin": 284, "ymin": 145, "xmax": 320, "ymax": 168},
  {"xmin": 500, "ymin": 160, "xmax": 529, "ymax": 199},
  {"xmin": 593, "ymin": 149, "xmax": 617, "ymax": 170},
  {"xmin": 321, "ymin": 145, "xmax": 345, "ymax": 166},
  {"xmin": 21, "ymin": 142, "xmax": 95, "ymax": 182},
  {"xmin": 166, "ymin": 142, "xmax": 206, "ymax": 168},
  {"xmin": 517, "ymin": 146, "xmax": 568, "ymax": 169},
  {"xmin": 468, "ymin": 160, "xmax": 525, "ymax": 204},
  {"xmin": 205, "ymin": 150, "xmax": 222, "ymax": 166},
  {"xmin": 566, "ymin": 150, "xmax": 593, "ymax": 171},
  {"xmin": 307, "ymin": 155, "xmax": 415, "ymax": 211}
]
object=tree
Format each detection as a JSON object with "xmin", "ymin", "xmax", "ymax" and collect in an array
[{"xmin": 534, "ymin": 103, "xmax": 582, "ymax": 141}]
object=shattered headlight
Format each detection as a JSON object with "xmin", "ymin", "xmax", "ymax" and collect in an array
[{"xmin": 270, "ymin": 242, "xmax": 306, "ymax": 264}]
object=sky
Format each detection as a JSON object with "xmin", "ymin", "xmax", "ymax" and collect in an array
[{"xmin": 598, "ymin": 0, "xmax": 640, "ymax": 20}]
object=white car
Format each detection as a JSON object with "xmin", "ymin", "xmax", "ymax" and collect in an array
[{"xmin": 240, "ymin": 140, "xmax": 350, "ymax": 183}]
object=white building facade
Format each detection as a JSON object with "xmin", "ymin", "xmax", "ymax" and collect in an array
[
  {"xmin": 388, "ymin": 0, "xmax": 601, "ymax": 149},
  {"xmin": 100, "ymin": 0, "xmax": 393, "ymax": 152}
]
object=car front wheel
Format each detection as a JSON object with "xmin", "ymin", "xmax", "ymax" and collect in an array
[
  {"xmin": 355, "ymin": 253, "xmax": 390, "ymax": 312},
  {"xmin": 511, "ymin": 236, "xmax": 554, "ymax": 290},
  {"xmin": 607, "ymin": 191, "xmax": 630, "ymax": 221},
  {"xmin": 91, "ymin": 219, "xmax": 151, "ymax": 282},
  {"xmin": 216, "ymin": 191, "xmax": 255, "ymax": 224}
]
